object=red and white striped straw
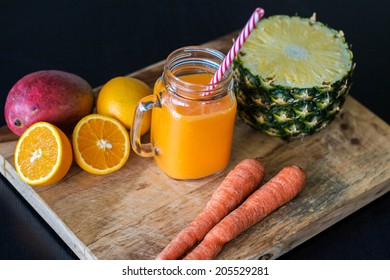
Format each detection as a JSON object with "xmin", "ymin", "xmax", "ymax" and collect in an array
[{"xmin": 210, "ymin": 7, "xmax": 265, "ymax": 85}]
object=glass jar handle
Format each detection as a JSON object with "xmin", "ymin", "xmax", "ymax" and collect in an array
[{"xmin": 131, "ymin": 94, "xmax": 160, "ymax": 157}]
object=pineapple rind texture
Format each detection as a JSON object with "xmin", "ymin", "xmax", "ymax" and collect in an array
[
  {"xmin": 233, "ymin": 15, "xmax": 354, "ymax": 137},
  {"xmin": 233, "ymin": 60, "xmax": 352, "ymax": 137}
]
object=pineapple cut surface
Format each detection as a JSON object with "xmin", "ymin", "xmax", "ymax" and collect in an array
[{"xmin": 239, "ymin": 15, "xmax": 353, "ymax": 88}]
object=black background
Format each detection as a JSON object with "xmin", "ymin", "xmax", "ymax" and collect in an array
[{"xmin": 0, "ymin": 0, "xmax": 389, "ymax": 260}]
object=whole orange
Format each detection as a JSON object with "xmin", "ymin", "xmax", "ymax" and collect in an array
[{"xmin": 96, "ymin": 76, "xmax": 152, "ymax": 135}]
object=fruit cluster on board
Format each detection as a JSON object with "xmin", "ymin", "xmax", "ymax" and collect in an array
[
  {"xmin": 5, "ymin": 70, "xmax": 151, "ymax": 186},
  {"xmin": 3, "ymin": 13, "xmax": 354, "ymax": 187}
]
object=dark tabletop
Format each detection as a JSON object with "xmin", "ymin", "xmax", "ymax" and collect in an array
[{"xmin": 0, "ymin": 0, "xmax": 389, "ymax": 260}]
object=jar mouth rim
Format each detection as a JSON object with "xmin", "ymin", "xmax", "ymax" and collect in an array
[{"xmin": 163, "ymin": 46, "xmax": 233, "ymax": 100}]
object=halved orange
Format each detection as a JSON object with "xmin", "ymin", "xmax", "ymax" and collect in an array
[
  {"xmin": 72, "ymin": 114, "xmax": 130, "ymax": 174},
  {"xmin": 14, "ymin": 122, "xmax": 73, "ymax": 186}
]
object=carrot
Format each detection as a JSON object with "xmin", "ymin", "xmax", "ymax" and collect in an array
[
  {"xmin": 183, "ymin": 165, "xmax": 306, "ymax": 260},
  {"xmin": 156, "ymin": 159, "xmax": 265, "ymax": 260}
]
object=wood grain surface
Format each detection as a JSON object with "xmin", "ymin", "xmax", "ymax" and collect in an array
[{"xmin": 1, "ymin": 32, "xmax": 389, "ymax": 260}]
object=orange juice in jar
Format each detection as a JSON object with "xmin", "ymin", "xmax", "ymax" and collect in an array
[{"xmin": 132, "ymin": 47, "xmax": 236, "ymax": 179}]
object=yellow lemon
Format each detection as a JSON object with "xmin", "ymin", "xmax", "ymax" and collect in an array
[{"xmin": 96, "ymin": 76, "xmax": 152, "ymax": 135}]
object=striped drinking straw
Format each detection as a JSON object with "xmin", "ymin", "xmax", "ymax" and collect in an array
[{"xmin": 210, "ymin": 7, "xmax": 265, "ymax": 85}]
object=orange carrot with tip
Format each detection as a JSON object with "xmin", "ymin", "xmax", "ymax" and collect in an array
[
  {"xmin": 156, "ymin": 159, "xmax": 265, "ymax": 260},
  {"xmin": 184, "ymin": 165, "xmax": 306, "ymax": 260}
]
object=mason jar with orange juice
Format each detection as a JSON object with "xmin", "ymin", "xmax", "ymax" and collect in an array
[{"xmin": 131, "ymin": 47, "xmax": 236, "ymax": 180}]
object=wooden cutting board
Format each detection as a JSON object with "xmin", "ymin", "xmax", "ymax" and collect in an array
[{"xmin": 1, "ymin": 32, "xmax": 389, "ymax": 260}]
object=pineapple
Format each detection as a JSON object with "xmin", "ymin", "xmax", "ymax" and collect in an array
[{"xmin": 233, "ymin": 14, "xmax": 354, "ymax": 137}]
